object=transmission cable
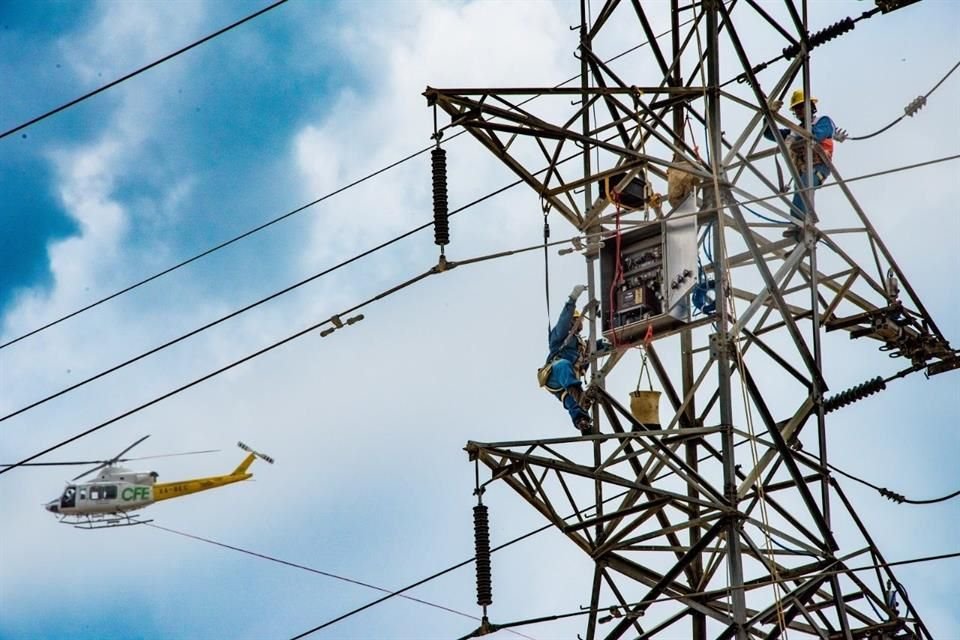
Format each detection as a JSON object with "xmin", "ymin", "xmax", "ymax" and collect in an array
[
  {"xmin": 0, "ymin": 233, "xmax": 582, "ymax": 474},
  {"xmin": 796, "ymin": 450, "xmax": 960, "ymax": 506},
  {"xmin": 449, "ymin": 550, "xmax": 960, "ymax": 637},
  {"xmin": 290, "ymin": 509, "xmax": 960, "ymax": 640},
  {"xmin": 1, "ymin": 131, "xmax": 593, "ymax": 423},
  {"xmin": 0, "ymin": 15, "xmax": 688, "ymax": 352},
  {"xmin": 288, "ymin": 483, "xmax": 637, "ymax": 639},
  {"xmin": 837, "ymin": 59, "xmax": 960, "ymax": 142},
  {"xmin": 145, "ymin": 523, "xmax": 536, "ymax": 640},
  {"xmin": 0, "ymin": 145, "xmax": 432, "ymax": 351},
  {"xmin": 0, "ymin": 0, "xmax": 289, "ymax": 142},
  {"xmin": 3, "ymin": 150, "xmax": 955, "ymax": 427}
]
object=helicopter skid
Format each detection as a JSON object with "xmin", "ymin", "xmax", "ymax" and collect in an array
[{"xmin": 59, "ymin": 512, "xmax": 153, "ymax": 530}]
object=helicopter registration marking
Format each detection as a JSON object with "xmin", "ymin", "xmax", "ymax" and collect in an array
[{"xmin": 121, "ymin": 487, "xmax": 150, "ymax": 501}]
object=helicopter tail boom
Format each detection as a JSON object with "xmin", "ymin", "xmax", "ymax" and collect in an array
[{"xmin": 153, "ymin": 443, "xmax": 273, "ymax": 504}]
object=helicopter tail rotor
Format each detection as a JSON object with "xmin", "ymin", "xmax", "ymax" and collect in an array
[{"xmin": 237, "ymin": 442, "xmax": 274, "ymax": 464}]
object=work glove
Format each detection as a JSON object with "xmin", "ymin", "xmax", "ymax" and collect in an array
[
  {"xmin": 768, "ymin": 98, "xmax": 783, "ymax": 112},
  {"xmin": 569, "ymin": 284, "xmax": 587, "ymax": 301}
]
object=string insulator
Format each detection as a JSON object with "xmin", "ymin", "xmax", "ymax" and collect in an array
[
  {"xmin": 431, "ymin": 147, "xmax": 449, "ymax": 247},
  {"xmin": 879, "ymin": 487, "xmax": 906, "ymax": 504},
  {"xmin": 824, "ymin": 376, "xmax": 886, "ymax": 413},
  {"xmin": 473, "ymin": 504, "xmax": 492, "ymax": 607},
  {"xmin": 782, "ymin": 17, "xmax": 855, "ymax": 59},
  {"xmin": 904, "ymin": 95, "xmax": 927, "ymax": 117}
]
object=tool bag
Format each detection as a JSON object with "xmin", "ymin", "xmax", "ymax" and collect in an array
[{"xmin": 537, "ymin": 359, "xmax": 556, "ymax": 387}]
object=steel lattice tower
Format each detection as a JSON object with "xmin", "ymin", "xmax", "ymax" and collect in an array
[{"xmin": 426, "ymin": 1, "xmax": 956, "ymax": 638}]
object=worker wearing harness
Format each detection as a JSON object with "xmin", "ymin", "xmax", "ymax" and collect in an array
[
  {"xmin": 765, "ymin": 89, "xmax": 837, "ymax": 234},
  {"xmin": 540, "ymin": 285, "xmax": 608, "ymax": 434}
]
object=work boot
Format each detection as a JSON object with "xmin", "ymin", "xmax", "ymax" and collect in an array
[
  {"xmin": 567, "ymin": 385, "xmax": 593, "ymax": 413},
  {"xmin": 782, "ymin": 227, "xmax": 801, "ymax": 242},
  {"xmin": 575, "ymin": 416, "xmax": 594, "ymax": 436}
]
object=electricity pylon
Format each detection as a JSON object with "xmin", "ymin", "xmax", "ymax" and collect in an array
[{"xmin": 427, "ymin": 1, "xmax": 956, "ymax": 638}]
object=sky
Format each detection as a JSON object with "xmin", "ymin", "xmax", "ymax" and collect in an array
[{"xmin": 0, "ymin": 1, "xmax": 958, "ymax": 639}]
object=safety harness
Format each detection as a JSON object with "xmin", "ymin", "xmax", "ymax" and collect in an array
[
  {"xmin": 786, "ymin": 115, "xmax": 834, "ymax": 174},
  {"xmin": 537, "ymin": 304, "xmax": 591, "ymax": 390}
]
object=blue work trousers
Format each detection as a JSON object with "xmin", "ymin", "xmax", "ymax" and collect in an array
[
  {"xmin": 546, "ymin": 359, "xmax": 589, "ymax": 426},
  {"xmin": 791, "ymin": 165, "xmax": 829, "ymax": 220}
]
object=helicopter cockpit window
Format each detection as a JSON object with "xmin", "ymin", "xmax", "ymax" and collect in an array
[
  {"xmin": 61, "ymin": 486, "xmax": 77, "ymax": 508},
  {"xmin": 79, "ymin": 488, "xmax": 87, "ymax": 500}
]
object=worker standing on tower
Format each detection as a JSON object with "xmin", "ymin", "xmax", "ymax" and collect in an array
[
  {"xmin": 765, "ymin": 89, "xmax": 837, "ymax": 237},
  {"xmin": 539, "ymin": 285, "xmax": 608, "ymax": 434}
]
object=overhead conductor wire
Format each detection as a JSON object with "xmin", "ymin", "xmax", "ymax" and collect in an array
[
  {"xmin": 4, "ymin": 102, "xmax": 957, "ymax": 469},
  {"xmin": 0, "ymin": 82, "xmax": 960, "ymax": 458},
  {"xmin": 6, "ymin": 140, "xmax": 953, "ymax": 447},
  {"xmin": 3, "ymin": 18, "xmax": 722, "ymax": 429},
  {"xmin": 448, "ymin": 550, "xmax": 960, "ymax": 637},
  {"xmin": 0, "ymin": 0, "xmax": 289, "ymax": 142},
  {"xmin": 286, "ymin": 519, "xmax": 960, "ymax": 640},
  {"xmin": 277, "ymin": 428, "xmax": 957, "ymax": 636},
  {"xmin": 794, "ymin": 450, "xmax": 960, "ymax": 506},
  {"xmin": 0, "ymin": 234, "xmax": 583, "ymax": 474},
  {"xmin": 0, "ymin": 14, "xmax": 697, "ymax": 352},
  {"xmin": 145, "ymin": 523, "xmax": 536, "ymax": 640},
  {"xmin": 842, "ymin": 59, "xmax": 960, "ymax": 141},
  {"xmin": 1, "ymin": 132, "xmax": 599, "ymax": 424}
]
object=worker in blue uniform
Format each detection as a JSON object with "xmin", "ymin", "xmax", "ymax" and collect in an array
[
  {"xmin": 540, "ymin": 284, "xmax": 609, "ymax": 434},
  {"xmin": 765, "ymin": 90, "xmax": 837, "ymax": 235}
]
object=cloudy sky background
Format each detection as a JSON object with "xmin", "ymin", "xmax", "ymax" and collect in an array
[{"xmin": 1, "ymin": 1, "xmax": 958, "ymax": 638}]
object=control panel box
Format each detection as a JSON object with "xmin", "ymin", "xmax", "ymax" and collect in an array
[{"xmin": 600, "ymin": 200, "xmax": 707, "ymax": 344}]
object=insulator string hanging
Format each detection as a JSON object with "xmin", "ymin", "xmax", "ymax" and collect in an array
[
  {"xmin": 432, "ymin": 147, "xmax": 449, "ymax": 250},
  {"xmin": 782, "ymin": 17, "xmax": 855, "ymax": 60},
  {"xmin": 824, "ymin": 376, "xmax": 886, "ymax": 413},
  {"xmin": 473, "ymin": 504, "xmax": 492, "ymax": 608}
]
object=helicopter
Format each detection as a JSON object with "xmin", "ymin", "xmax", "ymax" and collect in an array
[{"xmin": 3, "ymin": 436, "xmax": 273, "ymax": 529}]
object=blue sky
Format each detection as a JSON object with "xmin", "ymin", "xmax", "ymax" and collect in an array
[{"xmin": 1, "ymin": 1, "xmax": 958, "ymax": 639}]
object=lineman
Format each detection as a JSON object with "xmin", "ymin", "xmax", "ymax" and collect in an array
[
  {"xmin": 765, "ymin": 89, "xmax": 838, "ymax": 237},
  {"xmin": 539, "ymin": 284, "xmax": 608, "ymax": 434}
]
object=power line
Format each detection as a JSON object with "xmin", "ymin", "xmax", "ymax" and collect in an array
[
  {"xmin": 0, "ymin": 14, "xmax": 690, "ymax": 351},
  {"xmin": 0, "ymin": 145, "xmax": 433, "ymax": 352},
  {"xmin": 0, "ymin": 220, "xmax": 432, "ymax": 424},
  {"xmin": 145, "ymin": 523, "xmax": 537, "ymax": 640},
  {"xmin": 285, "ymin": 483, "xmax": 960, "ymax": 640},
  {"xmin": 797, "ymin": 451, "xmax": 960, "ymax": 506},
  {"xmin": 288, "ymin": 486, "xmax": 638, "ymax": 639},
  {"xmin": 456, "ymin": 550, "xmax": 960, "ymax": 637},
  {"xmin": 3, "ymin": 149, "xmax": 954, "ymax": 429},
  {"xmin": 0, "ymin": 270, "xmax": 426, "ymax": 476},
  {"xmin": 840, "ymin": 59, "xmax": 960, "ymax": 142},
  {"xmin": 0, "ymin": 155, "xmax": 558, "ymax": 423},
  {"xmin": 0, "ymin": 0, "xmax": 289, "ymax": 142},
  {"xmin": 0, "ymin": 233, "xmax": 579, "ymax": 474}
]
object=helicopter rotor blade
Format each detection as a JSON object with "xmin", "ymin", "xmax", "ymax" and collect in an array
[
  {"xmin": 109, "ymin": 435, "xmax": 150, "ymax": 464},
  {"xmin": 118, "ymin": 449, "xmax": 220, "ymax": 462},
  {"xmin": 1, "ymin": 445, "xmax": 218, "ymax": 474},
  {"xmin": 66, "ymin": 435, "xmax": 150, "ymax": 481},
  {"xmin": 72, "ymin": 462, "xmax": 108, "ymax": 482}
]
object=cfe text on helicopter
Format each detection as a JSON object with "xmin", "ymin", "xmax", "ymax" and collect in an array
[{"xmin": 4, "ymin": 435, "xmax": 273, "ymax": 529}]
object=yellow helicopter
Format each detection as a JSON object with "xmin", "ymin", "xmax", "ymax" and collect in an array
[{"xmin": 5, "ymin": 436, "xmax": 273, "ymax": 529}]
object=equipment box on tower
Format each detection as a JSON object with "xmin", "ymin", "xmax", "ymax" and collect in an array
[{"xmin": 599, "ymin": 200, "xmax": 713, "ymax": 345}]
